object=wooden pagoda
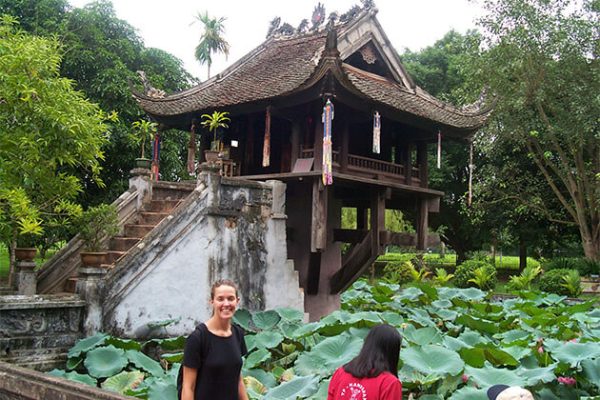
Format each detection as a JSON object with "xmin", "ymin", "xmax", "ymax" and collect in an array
[{"xmin": 132, "ymin": 4, "xmax": 490, "ymax": 318}]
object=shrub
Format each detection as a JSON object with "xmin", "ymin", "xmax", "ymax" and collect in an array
[
  {"xmin": 561, "ymin": 270, "xmax": 582, "ymax": 297},
  {"xmin": 543, "ymin": 257, "xmax": 598, "ymax": 276},
  {"xmin": 538, "ymin": 268, "xmax": 578, "ymax": 296},
  {"xmin": 383, "ymin": 260, "xmax": 414, "ymax": 285},
  {"xmin": 508, "ymin": 265, "xmax": 542, "ymax": 291},
  {"xmin": 432, "ymin": 268, "xmax": 454, "ymax": 286},
  {"xmin": 454, "ymin": 260, "xmax": 497, "ymax": 290}
]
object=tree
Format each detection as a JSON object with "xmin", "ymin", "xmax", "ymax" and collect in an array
[
  {"xmin": 475, "ymin": 0, "xmax": 599, "ymax": 260},
  {"xmin": 0, "ymin": 16, "xmax": 108, "ymax": 276},
  {"xmin": 193, "ymin": 11, "xmax": 230, "ymax": 80}
]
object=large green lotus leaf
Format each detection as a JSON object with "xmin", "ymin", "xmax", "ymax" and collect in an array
[
  {"xmin": 145, "ymin": 336, "xmax": 185, "ymax": 350},
  {"xmin": 431, "ymin": 308, "xmax": 458, "ymax": 321},
  {"xmin": 254, "ymin": 331, "xmax": 284, "ymax": 350},
  {"xmin": 447, "ymin": 386, "xmax": 488, "ymax": 400},
  {"xmin": 126, "ymin": 349, "xmax": 164, "ymax": 377},
  {"xmin": 295, "ymin": 334, "xmax": 362, "ymax": 376},
  {"xmin": 413, "ymin": 282, "xmax": 439, "ymax": 300},
  {"xmin": 245, "ymin": 334, "xmax": 257, "ymax": 352},
  {"xmin": 275, "ymin": 307, "xmax": 304, "ymax": 322},
  {"xmin": 459, "ymin": 348, "xmax": 487, "ymax": 368},
  {"xmin": 550, "ymin": 342, "xmax": 600, "ymax": 366},
  {"xmin": 101, "ymin": 370, "xmax": 144, "ymax": 394},
  {"xmin": 350, "ymin": 311, "xmax": 385, "ymax": 324},
  {"xmin": 244, "ymin": 368, "xmax": 277, "ymax": 389},
  {"xmin": 444, "ymin": 336, "xmax": 470, "ymax": 352},
  {"xmin": 245, "ymin": 348, "xmax": 272, "ymax": 369},
  {"xmin": 407, "ymin": 308, "xmax": 437, "ymax": 327},
  {"xmin": 290, "ymin": 321, "xmax": 321, "ymax": 338},
  {"xmin": 540, "ymin": 293, "xmax": 567, "ymax": 305},
  {"xmin": 437, "ymin": 287, "xmax": 461, "ymax": 300},
  {"xmin": 396, "ymin": 286, "xmax": 424, "ymax": 301},
  {"xmin": 517, "ymin": 364, "xmax": 556, "ymax": 385},
  {"xmin": 84, "ymin": 345, "xmax": 128, "ymax": 378},
  {"xmin": 147, "ymin": 380, "xmax": 177, "ymax": 400},
  {"xmin": 67, "ymin": 333, "xmax": 109, "ymax": 358},
  {"xmin": 403, "ymin": 325, "xmax": 443, "ymax": 346},
  {"xmin": 458, "ymin": 330, "xmax": 490, "ymax": 347},
  {"xmin": 234, "ymin": 308, "xmax": 253, "ymax": 331},
  {"xmin": 65, "ymin": 371, "xmax": 97, "ymax": 387},
  {"xmin": 305, "ymin": 377, "xmax": 330, "ymax": 400},
  {"xmin": 460, "ymin": 346, "xmax": 518, "ymax": 368},
  {"xmin": 348, "ymin": 327, "xmax": 370, "ymax": 340},
  {"xmin": 381, "ymin": 311, "xmax": 404, "ymax": 326},
  {"xmin": 66, "ymin": 356, "xmax": 83, "ymax": 371},
  {"xmin": 278, "ymin": 321, "xmax": 301, "ymax": 339},
  {"xmin": 160, "ymin": 352, "xmax": 183, "ymax": 363},
  {"xmin": 582, "ymin": 358, "xmax": 600, "ymax": 388},
  {"xmin": 401, "ymin": 345, "xmax": 464, "ymax": 376},
  {"xmin": 464, "ymin": 364, "xmax": 525, "ymax": 387},
  {"xmin": 105, "ymin": 336, "xmax": 142, "ymax": 351},
  {"xmin": 432, "ymin": 299, "xmax": 453, "ymax": 309},
  {"xmin": 419, "ymin": 396, "xmax": 444, "ymax": 400},
  {"xmin": 455, "ymin": 314, "xmax": 499, "ymax": 334},
  {"xmin": 253, "ymin": 310, "xmax": 281, "ymax": 330},
  {"xmin": 497, "ymin": 329, "xmax": 531, "ymax": 344},
  {"xmin": 456, "ymin": 288, "xmax": 486, "ymax": 301},
  {"xmin": 264, "ymin": 374, "xmax": 319, "ymax": 400},
  {"xmin": 501, "ymin": 345, "xmax": 532, "ymax": 361},
  {"xmin": 244, "ymin": 375, "xmax": 267, "ymax": 395}
]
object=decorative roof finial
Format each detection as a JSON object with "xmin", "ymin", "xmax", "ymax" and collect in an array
[
  {"xmin": 311, "ymin": 3, "xmax": 326, "ymax": 30},
  {"xmin": 266, "ymin": 17, "xmax": 281, "ymax": 38}
]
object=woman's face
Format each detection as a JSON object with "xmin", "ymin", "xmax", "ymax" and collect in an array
[{"xmin": 210, "ymin": 284, "xmax": 239, "ymax": 320}]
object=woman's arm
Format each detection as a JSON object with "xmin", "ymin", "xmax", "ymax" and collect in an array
[
  {"xmin": 181, "ymin": 366, "xmax": 198, "ymax": 400},
  {"xmin": 238, "ymin": 374, "xmax": 249, "ymax": 400}
]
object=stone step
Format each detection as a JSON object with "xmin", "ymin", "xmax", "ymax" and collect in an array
[
  {"xmin": 0, "ymin": 286, "xmax": 16, "ymax": 296},
  {"xmin": 138, "ymin": 211, "xmax": 169, "ymax": 225},
  {"xmin": 146, "ymin": 199, "xmax": 181, "ymax": 213},
  {"xmin": 124, "ymin": 224, "xmax": 154, "ymax": 238},
  {"xmin": 106, "ymin": 250, "xmax": 127, "ymax": 264},
  {"xmin": 109, "ymin": 237, "xmax": 142, "ymax": 252}
]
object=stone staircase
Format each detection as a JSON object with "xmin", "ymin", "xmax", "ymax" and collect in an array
[{"xmin": 64, "ymin": 182, "xmax": 194, "ymax": 292}]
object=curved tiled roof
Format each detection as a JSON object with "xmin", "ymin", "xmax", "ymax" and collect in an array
[{"xmin": 133, "ymin": 17, "xmax": 490, "ymax": 131}]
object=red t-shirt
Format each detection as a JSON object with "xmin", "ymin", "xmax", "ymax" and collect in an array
[{"xmin": 327, "ymin": 367, "xmax": 402, "ymax": 400}]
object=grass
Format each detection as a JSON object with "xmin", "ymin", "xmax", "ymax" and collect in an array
[{"xmin": 377, "ymin": 252, "xmax": 540, "ymax": 270}]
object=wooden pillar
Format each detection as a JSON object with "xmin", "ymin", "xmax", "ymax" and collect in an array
[
  {"xmin": 340, "ymin": 119, "xmax": 349, "ymax": 173},
  {"xmin": 290, "ymin": 121, "xmax": 301, "ymax": 170},
  {"xmin": 371, "ymin": 189, "xmax": 386, "ymax": 254},
  {"xmin": 243, "ymin": 116, "xmax": 255, "ymax": 175},
  {"xmin": 310, "ymin": 178, "xmax": 328, "ymax": 252},
  {"xmin": 417, "ymin": 142, "xmax": 428, "ymax": 188},
  {"xmin": 356, "ymin": 206, "xmax": 368, "ymax": 230},
  {"xmin": 313, "ymin": 113, "xmax": 323, "ymax": 172},
  {"xmin": 416, "ymin": 198, "xmax": 429, "ymax": 250},
  {"xmin": 402, "ymin": 143, "xmax": 413, "ymax": 185}
]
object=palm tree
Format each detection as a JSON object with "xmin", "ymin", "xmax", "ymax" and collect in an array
[{"xmin": 193, "ymin": 11, "xmax": 230, "ymax": 80}]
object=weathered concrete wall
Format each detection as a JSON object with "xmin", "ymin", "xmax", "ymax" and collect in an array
[
  {"xmin": 100, "ymin": 167, "xmax": 303, "ymax": 337},
  {"xmin": 0, "ymin": 361, "xmax": 130, "ymax": 400},
  {"xmin": 0, "ymin": 295, "xmax": 85, "ymax": 371}
]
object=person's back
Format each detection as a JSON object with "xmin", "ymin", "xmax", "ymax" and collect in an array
[{"xmin": 327, "ymin": 367, "xmax": 401, "ymax": 400}]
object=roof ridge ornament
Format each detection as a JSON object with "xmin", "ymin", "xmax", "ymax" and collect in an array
[{"xmin": 136, "ymin": 70, "xmax": 165, "ymax": 99}]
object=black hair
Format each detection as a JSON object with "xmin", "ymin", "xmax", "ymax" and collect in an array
[{"xmin": 343, "ymin": 324, "xmax": 402, "ymax": 378}]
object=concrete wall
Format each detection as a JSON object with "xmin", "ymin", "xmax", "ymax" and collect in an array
[{"xmin": 100, "ymin": 167, "xmax": 303, "ymax": 337}]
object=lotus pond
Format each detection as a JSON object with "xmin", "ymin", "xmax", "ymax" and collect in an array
[{"xmin": 50, "ymin": 280, "xmax": 600, "ymax": 399}]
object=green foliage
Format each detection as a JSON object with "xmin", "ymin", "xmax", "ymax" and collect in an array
[
  {"xmin": 432, "ymin": 268, "xmax": 454, "ymax": 286},
  {"xmin": 200, "ymin": 111, "xmax": 230, "ymax": 149},
  {"xmin": 454, "ymin": 260, "xmax": 497, "ymax": 289},
  {"xmin": 77, "ymin": 204, "xmax": 119, "ymax": 251},
  {"xmin": 508, "ymin": 265, "xmax": 542, "ymax": 290},
  {"xmin": 131, "ymin": 120, "xmax": 158, "ymax": 159},
  {"xmin": 538, "ymin": 268, "xmax": 575, "ymax": 296},
  {"xmin": 544, "ymin": 258, "xmax": 599, "ymax": 277},
  {"xmin": 561, "ymin": 270, "xmax": 582, "ymax": 297},
  {"xmin": 382, "ymin": 260, "xmax": 414, "ymax": 285},
  {"xmin": 193, "ymin": 11, "xmax": 230, "ymax": 79}
]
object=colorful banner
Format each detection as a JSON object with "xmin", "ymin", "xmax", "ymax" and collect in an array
[
  {"xmin": 372, "ymin": 111, "xmax": 381, "ymax": 154},
  {"xmin": 187, "ymin": 121, "xmax": 196, "ymax": 174},
  {"xmin": 262, "ymin": 106, "xmax": 271, "ymax": 167},
  {"xmin": 322, "ymin": 99, "xmax": 334, "ymax": 185},
  {"xmin": 437, "ymin": 130, "xmax": 442, "ymax": 169}
]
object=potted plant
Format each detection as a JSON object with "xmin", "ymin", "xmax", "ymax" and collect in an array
[
  {"xmin": 132, "ymin": 119, "xmax": 158, "ymax": 169},
  {"xmin": 15, "ymin": 233, "xmax": 39, "ymax": 262},
  {"xmin": 77, "ymin": 204, "xmax": 120, "ymax": 267},
  {"xmin": 201, "ymin": 111, "xmax": 230, "ymax": 162}
]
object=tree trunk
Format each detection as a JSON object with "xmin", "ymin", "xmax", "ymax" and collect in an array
[{"xmin": 581, "ymin": 229, "xmax": 600, "ymax": 261}]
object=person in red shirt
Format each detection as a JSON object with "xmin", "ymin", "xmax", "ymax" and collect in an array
[{"xmin": 328, "ymin": 324, "xmax": 402, "ymax": 400}]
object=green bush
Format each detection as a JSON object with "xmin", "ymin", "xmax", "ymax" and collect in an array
[
  {"xmin": 538, "ymin": 268, "xmax": 580, "ymax": 296},
  {"xmin": 382, "ymin": 260, "xmax": 414, "ymax": 285},
  {"xmin": 543, "ymin": 258, "xmax": 598, "ymax": 276},
  {"xmin": 454, "ymin": 260, "xmax": 497, "ymax": 290}
]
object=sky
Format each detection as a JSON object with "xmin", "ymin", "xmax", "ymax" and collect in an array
[{"xmin": 68, "ymin": 0, "xmax": 484, "ymax": 81}]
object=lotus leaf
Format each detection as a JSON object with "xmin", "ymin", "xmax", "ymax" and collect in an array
[
  {"xmin": 403, "ymin": 325, "xmax": 443, "ymax": 346},
  {"xmin": 84, "ymin": 345, "xmax": 128, "ymax": 378},
  {"xmin": 464, "ymin": 364, "xmax": 525, "ymax": 387},
  {"xmin": 66, "ymin": 356, "xmax": 83, "ymax": 370},
  {"xmin": 105, "ymin": 337, "xmax": 142, "ymax": 351},
  {"xmin": 126, "ymin": 349, "xmax": 164, "ymax": 376},
  {"xmin": 244, "ymin": 375, "xmax": 267, "ymax": 394},
  {"xmin": 245, "ymin": 368, "xmax": 277, "ymax": 388},
  {"xmin": 295, "ymin": 334, "xmax": 362, "ymax": 376},
  {"xmin": 65, "ymin": 371, "xmax": 97, "ymax": 387},
  {"xmin": 254, "ymin": 331, "xmax": 284, "ymax": 350},
  {"xmin": 455, "ymin": 314, "xmax": 499, "ymax": 334},
  {"xmin": 145, "ymin": 336, "xmax": 185, "ymax": 350},
  {"xmin": 305, "ymin": 377, "xmax": 330, "ymax": 400},
  {"xmin": 234, "ymin": 308, "xmax": 253, "ymax": 331},
  {"xmin": 501, "ymin": 345, "xmax": 532, "ymax": 361},
  {"xmin": 263, "ymin": 374, "xmax": 319, "ymax": 399},
  {"xmin": 381, "ymin": 311, "xmax": 404, "ymax": 326},
  {"xmin": 278, "ymin": 321, "xmax": 301, "ymax": 338},
  {"xmin": 245, "ymin": 348, "xmax": 272, "ymax": 369},
  {"xmin": 147, "ymin": 380, "xmax": 177, "ymax": 400},
  {"xmin": 582, "ymin": 358, "xmax": 600, "ymax": 388},
  {"xmin": 275, "ymin": 307, "xmax": 304, "ymax": 322},
  {"xmin": 253, "ymin": 310, "xmax": 281, "ymax": 330},
  {"xmin": 432, "ymin": 299, "xmax": 453, "ymax": 309},
  {"xmin": 448, "ymin": 386, "xmax": 488, "ymax": 400},
  {"xmin": 497, "ymin": 329, "xmax": 531, "ymax": 343},
  {"xmin": 67, "ymin": 332, "xmax": 108, "ymax": 358},
  {"xmin": 517, "ymin": 363, "xmax": 557, "ymax": 385},
  {"xmin": 101, "ymin": 370, "xmax": 145, "ymax": 393},
  {"xmin": 396, "ymin": 286, "xmax": 423, "ymax": 301},
  {"xmin": 147, "ymin": 318, "xmax": 180, "ymax": 329},
  {"xmin": 160, "ymin": 352, "xmax": 183, "ymax": 363},
  {"xmin": 401, "ymin": 345, "xmax": 464, "ymax": 376},
  {"xmin": 550, "ymin": 342, "xmax": 600, "ymax": 366}
]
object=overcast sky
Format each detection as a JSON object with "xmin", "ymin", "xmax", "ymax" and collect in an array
[{"xmin": 68, "ymin": 0, "xmax": 483, "ymax": 80}]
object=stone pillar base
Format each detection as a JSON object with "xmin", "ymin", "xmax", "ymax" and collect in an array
[{"xmin": 16, "ymin": 261, "xmax": 36, "ymax": 295}]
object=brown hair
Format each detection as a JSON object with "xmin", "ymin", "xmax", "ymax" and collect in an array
[{"xmin": 210, "ymin": 279, "xmax": 238, "ymax": 299}]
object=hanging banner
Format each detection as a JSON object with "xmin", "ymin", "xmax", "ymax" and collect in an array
[
  {"xmin": 468, "ymin": 141, "xmax": 474, "ymax": 206},
  {"xmin": 262, "ymin": 106, "xmax": 271, "ymax": 167},
  {"xmin": 187, "ymin": 121, "xmax": 196, "ymax": 174},
  {"xmin": 372, "ymin": 111, "xmax": 381, "ymax": 154},
  {"xmin": 152, "ymin": 132, "xmax": 160, "ymax": 181},
  {"xmin": 437, "ymin": 130, "xmax": 442, "ymax": 169},
  {"xmin": 322, "ymin": 99, "xmax": 334, "ymax": 185}
]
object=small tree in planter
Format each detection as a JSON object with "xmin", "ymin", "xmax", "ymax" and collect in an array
[
  {"xmin": 131, "ymin": 119, "xmax": 158, "ymax": 169},
  {"xmin": 77, "ymin": 204, "xmax": 119, "ymax": 267},
  {"xmin": 200, "ymin": 111, "xmax": 230, "ymax": 160}
]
